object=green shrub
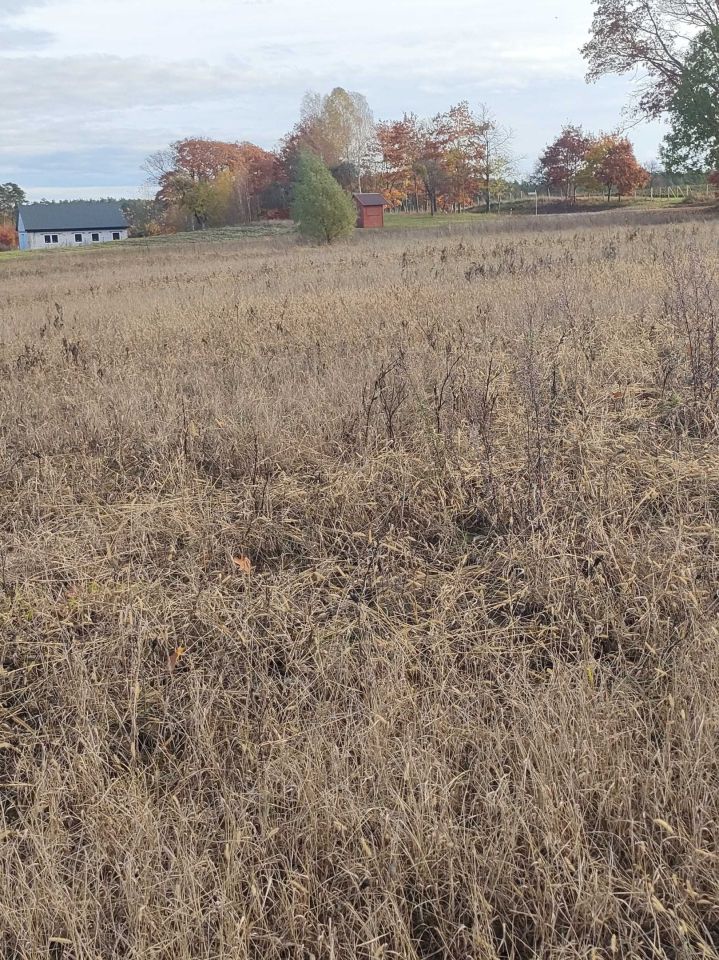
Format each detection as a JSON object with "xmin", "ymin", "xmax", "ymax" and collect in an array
[{"xmin": 291, "ymin": 151, "xmax": 356, "ymax": 243}]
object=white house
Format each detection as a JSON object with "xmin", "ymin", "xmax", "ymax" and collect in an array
[{"xmin": 17, "ymin": 201, "xmax": 129, "ymax": 250}]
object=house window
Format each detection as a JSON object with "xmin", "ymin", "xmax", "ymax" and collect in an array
[
  {"xmin": 44, "ymin": 235, "xmax": 51, "ymax": 244},
  {"xmin": 92, "ymin": 234, "xmax": 100, "ymax": 242},
  {"xmin": 75, "ymin": 234, "xmax": 82, "ymax": 243},
  {"xmin": 51, "ymin": 235, "xmax": 59, "ymax": 244},
  {"xmin": 112, "ymin": 232, "xmax": 120, "ymax": 241}
]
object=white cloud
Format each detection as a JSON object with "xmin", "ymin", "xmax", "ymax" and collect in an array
[
  {"xmin": 1, "ymin": 0, "xmax": 49, "ymax": 13},
  {"xmin": 0, "ymin": 0, "xmax": 52, "ymax": 49},
  {"xmin": 24, "ymin": 184, "xmax": 146, "ymax": 200},
  {"xmin": 0, "ymin": 26, "xmax": 51, "ymax": 49},
  {"xmin": 0, "ymin": 55, "xmax": 283, "ymax": 119},
  {"xmin": 1, "ymin": 0, "xmax": 666, "ymax": 193}
]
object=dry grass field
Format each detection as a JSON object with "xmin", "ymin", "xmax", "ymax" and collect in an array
[{"xmin": 1, "ymin": 211, "xmax": 719, "ymax": 959}]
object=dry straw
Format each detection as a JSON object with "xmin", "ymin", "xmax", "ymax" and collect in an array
[{"xmin": 0, "ymin": 210, "xmax": 718, "ymax": 959}]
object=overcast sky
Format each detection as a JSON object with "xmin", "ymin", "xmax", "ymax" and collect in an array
[{"xmin": 1, "ymin": 0, "xmax": 666, "ymax": 200}]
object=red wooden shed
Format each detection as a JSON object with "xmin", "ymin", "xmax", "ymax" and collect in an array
[{"xmin": 353, "ymin": 193, "xmax": 386, "ymax": 229}]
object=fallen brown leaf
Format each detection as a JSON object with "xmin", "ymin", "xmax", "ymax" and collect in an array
[{"xmin": 167, "ymin": 646, "xmax": 187, "ymax": 673}]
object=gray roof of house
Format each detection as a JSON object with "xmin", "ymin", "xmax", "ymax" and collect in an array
[
  {"xmin": 352, "ymin": 193, "xmax": 386, "ymax": 207},
  {"xmin": 18, "ymin": 201, "xmax": 128, "ymax": 232}
]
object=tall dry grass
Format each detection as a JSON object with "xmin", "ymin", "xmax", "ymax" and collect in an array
[{"xmin": 1, "ymin": 212, "xmax": 718, "ymax": 959}]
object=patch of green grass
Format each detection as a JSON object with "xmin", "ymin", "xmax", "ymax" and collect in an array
[
  {"xmin": 384, "ymin": 197, "xmax": 688, "ymax": 230},
  {"xmin": 128, "ymin": 222, "xmax": 295, "ymax": 246},
  {"xmin": 384, "ymin": 212, "xmax": 485, "ymax": 230}
]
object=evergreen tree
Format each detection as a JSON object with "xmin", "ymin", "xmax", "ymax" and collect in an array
[
  {"xmin": 291, "ymin": 151, "xmax": 356, "ymax": 243},
  {"xmin": 0, "ymin": 182, "xmax": 25, "ymax": 223}
]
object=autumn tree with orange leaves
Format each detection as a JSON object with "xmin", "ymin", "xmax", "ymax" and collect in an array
[
  {"xmin": 593, "ymin": 136, "xmax": 648, "ymax": 201},
  {"xmin": 376, "ymin": 102, "xmax": 510, "ymax": 213},
  {"xmin": 539, "ymin": 125, "xmax": 595, "ymax": 202},
  {"xmin": 411, "ymin": 112, "xmax": 452, "ymax": 215},
  {"xmin": 376, "ymin": 116, "xmax": 423, "ymax": 209},
  {"xmin": 377, "ymin": 107, "xmax": 473, "ymax": 213},
  {"xmin": 0, "ymin": 223, "xmax": 18, "ymax": 251},
  {"xmin": 536, "ymin": 129, "xmax": 648, "ymax": 202},
  {"xmin": 145, "ymin": 138, "xmax": 277, "ymax": 229},
  {"xmin": 442, "ymin": 102, "xmax": 489, "ymax": 211}
]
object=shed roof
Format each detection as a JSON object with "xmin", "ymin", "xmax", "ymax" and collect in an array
[
  {"xmin": 18, "ymin": 201, "xmax": 128, "ymax": 232},
  {"xmin": 352, "ymin": 193, "xmax": 386, "ymax": 207}
]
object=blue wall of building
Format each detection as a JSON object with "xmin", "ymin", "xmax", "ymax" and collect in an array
[{"xmin": 17, "ymin": 213, "xmax": 28, "ymax": 250}]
